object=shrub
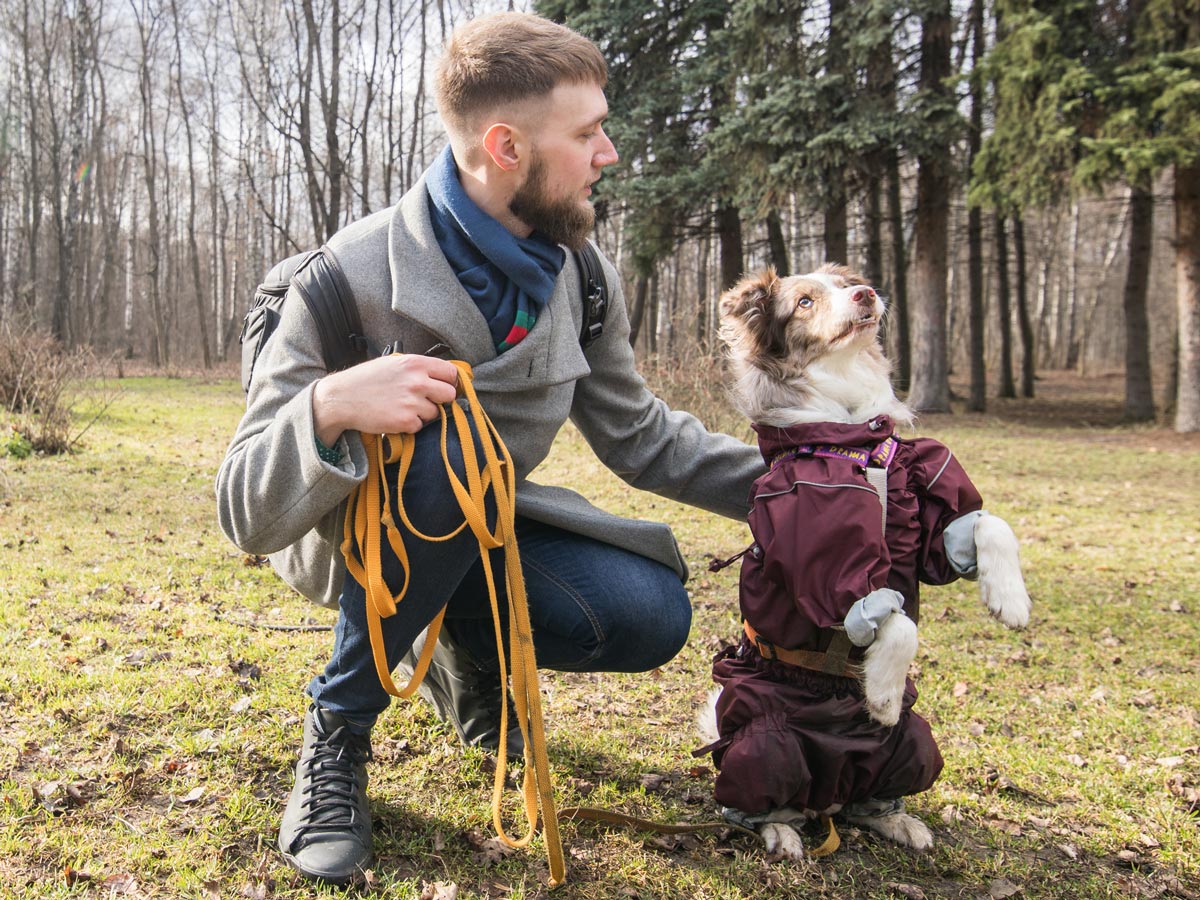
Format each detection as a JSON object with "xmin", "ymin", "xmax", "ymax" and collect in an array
[
  {"xmin": 637, "ymin": 343, "xmax": 751, "ymax": 441},
  {"xmin": 0, "ymin": 326, "xmax": 116, "ymax": 456}
]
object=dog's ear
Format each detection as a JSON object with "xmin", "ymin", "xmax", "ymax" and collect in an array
[{"xmin": 719, "ymin": 268, "xmax": 788, "ymax": 358}]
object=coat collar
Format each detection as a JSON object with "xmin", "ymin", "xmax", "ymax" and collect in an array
[
  {"xmin": 753, "ymin": 417, "xmax": 896, "ymax": 464},
  {"xmin": 387, "ymin": 173, "xmax": 590, "ymax": 391}
]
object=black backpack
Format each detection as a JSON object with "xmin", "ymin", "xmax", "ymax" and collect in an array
[{"xmin": 239, "ymin": 243, "xmax": 610, "ymax": 395}]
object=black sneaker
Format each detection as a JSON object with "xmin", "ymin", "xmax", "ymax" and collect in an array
[
  {"xmin": 397, "ymin": 628, "xmax": 524, "ymax": 758},
  {"xmin": 278, "ymin": 705, "xmax": 373, "ymax": 884}
]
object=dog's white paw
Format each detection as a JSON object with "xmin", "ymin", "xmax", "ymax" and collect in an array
[
  {"xmin": 975, "ymin": 515, "xmax": 1031, "ymax": 629},
  {"xmin": 696, "ymin": 688, "xmax": 721, "ymax": 745},
  {"xmin": 863, "ymin": 613, "xmax": 917, "ymax": 727},
  {"xmin": 844, "ymin": 810, "xmax": 934, "ymax": 851},
  {"xmin": 761, "ymin": 822, "xmax": 806, "ymax": 860}
]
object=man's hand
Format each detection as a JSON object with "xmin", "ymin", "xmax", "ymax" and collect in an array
[{"xmin": 312, "ymin": 354, "xmax": 460, "ymax": 446}]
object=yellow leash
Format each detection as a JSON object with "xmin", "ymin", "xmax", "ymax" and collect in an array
[
  {"xmin": 340, "ymin": 360, "xmax": 566, "ymax": 886},
  {"xmin": 559, "ymin": 807, "xmax": 840, "ymax": 858}
]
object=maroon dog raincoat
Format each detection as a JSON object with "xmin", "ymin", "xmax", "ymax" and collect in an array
[{"xmin": 706, "ymin": 416, "xmax": 984, "ymax": 814}]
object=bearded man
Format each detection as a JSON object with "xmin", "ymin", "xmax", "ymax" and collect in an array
[{"xmin": 216, "ymin": 11, "xmax": 762, "ymax": 884}]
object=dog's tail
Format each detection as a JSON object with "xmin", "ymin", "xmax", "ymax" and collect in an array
[{"xmin": 696, "ymin": 687, "xmax": 722, "ymax": 745}]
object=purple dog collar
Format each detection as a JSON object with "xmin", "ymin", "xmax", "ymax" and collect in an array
[{"xmin": 772, "ymin": 436, "xmax": 898, "ymax": 471}]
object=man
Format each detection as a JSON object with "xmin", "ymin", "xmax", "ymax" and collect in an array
[{"xmin": 216, "ymin": 11, "xmax": 763, "ymax": 885}]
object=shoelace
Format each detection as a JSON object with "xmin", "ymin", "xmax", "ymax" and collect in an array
[{"xmin": 294, "ymin": 725, "xmax": 373, "ymax": 843}]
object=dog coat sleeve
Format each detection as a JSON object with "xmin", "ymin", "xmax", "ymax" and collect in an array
[
  {"xmin": 942, "ymin": 510, "xmax": 986, "ymax": 580},
  {"xmin": 907, "ymin": 438, "xmax": 986, "ymax": 586},
  {"xmin": 844, "ymin": 587, "xmax": 907, "ymax": 647}
]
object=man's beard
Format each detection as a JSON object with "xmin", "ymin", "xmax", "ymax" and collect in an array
[{"xmin": 508, "ymin": 153, "xmax": 594, "ymax": 250}]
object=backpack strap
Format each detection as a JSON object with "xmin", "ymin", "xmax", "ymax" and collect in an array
[
  {"xmin": 290, "ymin": 247, "xmax": 372, "ymax": 372},
  {"xmin": 573, "ymin": 242, "xmax": 609, "ymax": 349}
]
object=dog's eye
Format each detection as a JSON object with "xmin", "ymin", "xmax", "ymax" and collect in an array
[{"xmin": 797, "ymin": 297, "xmax": 814, "ymax": 309}]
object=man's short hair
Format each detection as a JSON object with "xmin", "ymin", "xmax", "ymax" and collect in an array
[{"xmin": 436, "ymin": 12, "xmax": 607, "ymax": 140}]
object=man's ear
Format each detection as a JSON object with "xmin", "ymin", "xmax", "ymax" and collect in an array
[{"xmin": 481, "ymin": 123, "xmax": 523, "ymax": 172}]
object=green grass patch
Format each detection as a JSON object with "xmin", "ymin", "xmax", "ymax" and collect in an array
[{"xmin": 0, "ymin": 371, "xmax": 1197, "ymax": 899}]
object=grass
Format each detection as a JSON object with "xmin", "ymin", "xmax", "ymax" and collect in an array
[{"xmin": 1, "ymin": 369, "xmax": 1197, "ymax": 900}]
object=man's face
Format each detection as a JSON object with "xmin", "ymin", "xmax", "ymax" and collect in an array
[{"xmin": 508, "ymin": 81, "xmax": 618, "ymax": 249}]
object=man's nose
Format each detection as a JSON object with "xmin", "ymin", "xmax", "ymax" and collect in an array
[{"xmin": 595, "ymin": 128, "xmax": 619, "ymax": 167}]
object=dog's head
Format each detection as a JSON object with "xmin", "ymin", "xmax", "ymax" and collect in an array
[
  {"xmin": 718, "ymin": 264, "xmax": 911, "ymax": 426},
  {"xmin": 718, "ymin": 264, "xmax": 885, "ymax": 374}
]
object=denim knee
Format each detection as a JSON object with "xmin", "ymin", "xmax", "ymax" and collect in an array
[{"xmin": 644, "ymin": 579, "xmax": 692, "ymax": 668}]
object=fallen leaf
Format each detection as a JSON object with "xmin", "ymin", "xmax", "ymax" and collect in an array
[
  {"xmin": 419, "ymin": 882, "xmax": 459, "ymax": 900},
  {"xmin": 953, "ymin": 682, "xmax": 969, "ymax": 698},
  {"xmin": 229, "ymin": 658, "xmax": 262, "ymax": 680},
  {"xmin": 179, "ymin": 786, "xmax": 206, "ymax": 804},
  {"xmin": 1058, "ymin": 843, "xmax": 1079, "ymax": 860},
  {"xmin": 480, "ymin": 838, "xmax": 517, "ymax": 863},
  {"xmin": 989, "ymin": 878, "xmax": 1022, "ymax": 898},
  {"xmin": 640, "ymin": 773, "xmax": 667, "ymax": 791},
  {"xmin": 101, "ymin": 873, "xmax": 141, "ymax": 896},
  {"xmin": 886, "ymin": 883, "xmax": 927, "ymax": 899},
  {"xmin": 987, "ymin": 816, "xmax": 1023, "ymax": 836},
  {"xmin": 465, "ymin": 829, "xmax": 518, "ymax": 865},
  {"xmin": 230, "ymin": 697, "xmax": 252, "ymax": 714}
]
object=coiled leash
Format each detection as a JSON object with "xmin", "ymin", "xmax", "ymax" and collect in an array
[{"xmin": 340, "ymin": 359, "xmax": 566, "ymax": 886}]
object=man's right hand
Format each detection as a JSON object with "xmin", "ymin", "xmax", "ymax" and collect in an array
[{"xmin": 312, "ymin": 354, "xmax": 461, "ymax": 446}]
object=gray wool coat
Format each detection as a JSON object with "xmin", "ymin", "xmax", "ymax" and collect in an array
[{"xmin": 215, "ymin": 172, "xmax": 764, "ymax": 609}]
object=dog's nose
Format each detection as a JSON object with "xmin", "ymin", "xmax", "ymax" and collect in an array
[{"xmin": 850, "ymin": 286, "xmax": 874, "ymax": 304}]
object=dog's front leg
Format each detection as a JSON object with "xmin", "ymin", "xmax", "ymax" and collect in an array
[
  {"xmin": 975, "ymin": 514, "xmax": 1032, "ymax": 628},
  {"xmin": 846, "ymin": 588, "xmax": 917, "ymax": 727},
  {"xmin": 944, "ymin": 511, "xmax": 1031, "ymax": 629}
]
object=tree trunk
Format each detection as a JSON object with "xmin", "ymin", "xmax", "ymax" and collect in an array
[
  {"xmin": 886, "ymin": 150, "xmax": 910, "ymax": 390},
  {"xmin": 865, "ymin": 175, "xmax": 884, "ymax": 291},
  {"xmin": 1175, "ymin": 160, "xmax": 1200, "ymax": 432},
  {"xmin": 907, "ymin": 1, "xmax": 953, "ymax": 413},
  {"xmin": 1014, "ymin": 214, "xmax": 1035, "ymax": 398},
  {"xmin": 717, "ymin": 200, "xmax": 744, "ymax": 291},
  {"xmin": 1123, "ymin": 185, "xmax": 1155, "ymax": 420},
  {"xmin": 646, "ymin": 268, "xmax": 660, "ymax": 355},
  {"xmin": 766, "ymin": 209, "xmax": 790, "ymax": 276},
  {"xmin": 995, "ymin": 213, "xmax": 1016, "ymax": 398},
  {"xmin": 628, "ymin": 273, "xmax": 649, "ymax": 347},
  {"xmin": 171, "ymin": 0, "xmax": 212, "ymax": 368},
  {"xmin": 823, "ymin": 0, "xmax": 849, "ymax": 265},
  {"xmin": 135, "ymin": 2, "xmax": 167, "ymax": 365},
  {"xmin": 966, "ymin": 0, "xmax": 986, "ymax": 411}
]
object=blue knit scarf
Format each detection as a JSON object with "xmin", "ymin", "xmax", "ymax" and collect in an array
[{"xmin": 426, "ymin": 146, "xmax": 565, "ymax": 352}]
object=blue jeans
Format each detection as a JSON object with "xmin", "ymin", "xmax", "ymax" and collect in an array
[{"xmin": 308, "ymin": 407, "xmax": 692, "ymax": 729}]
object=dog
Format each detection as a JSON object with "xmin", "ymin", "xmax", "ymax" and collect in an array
[{"xmin": 697, "ymin": 264, "xmax": 1031, "ymax": 860}]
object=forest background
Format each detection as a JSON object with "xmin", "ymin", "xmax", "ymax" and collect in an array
[{"xmin": 1, "ymin": 0, "xmax": 1199, "ymax": 431}]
